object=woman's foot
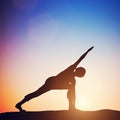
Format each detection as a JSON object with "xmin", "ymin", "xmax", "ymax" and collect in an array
[{"xmin": 15, "ymin": 103, "xmax": 26, "ymax": 112}]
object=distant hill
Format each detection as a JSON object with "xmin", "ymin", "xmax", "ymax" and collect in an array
[{"xmin": 0, "ymin": 109, "xmax": 120, "ymax": 120}]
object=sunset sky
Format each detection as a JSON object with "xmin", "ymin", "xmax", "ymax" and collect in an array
[{"xmin": 1, "ymin": 0, "xmax": 120, "ymax": 113}]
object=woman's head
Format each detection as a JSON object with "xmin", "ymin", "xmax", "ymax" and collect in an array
[{"xmin": 74, "ymin": 67, "xmax": 86, "ymax": 77}]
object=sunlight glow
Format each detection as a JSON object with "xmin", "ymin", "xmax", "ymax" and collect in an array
[{"xmin": 76, "ymin": 97, "xmax": 89, "ymax": 110}]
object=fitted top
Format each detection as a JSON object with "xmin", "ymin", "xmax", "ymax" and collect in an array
[{"xmin": 46, "ymin": 65, "xmax": 76, "ymax": 89}]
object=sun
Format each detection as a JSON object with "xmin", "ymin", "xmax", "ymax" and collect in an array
[{"xmin": 76, "ymin": 97, "xmax": 89, "ymax": 110}]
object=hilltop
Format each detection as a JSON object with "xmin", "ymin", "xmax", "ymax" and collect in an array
[{"xmin": 0, "ymin": 109, "xmax": 120, "ymax": 120}]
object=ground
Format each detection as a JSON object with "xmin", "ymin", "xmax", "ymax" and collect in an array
[{"xmin": 0, "ymin": 109, "xmax": 120, "ymax": 120}]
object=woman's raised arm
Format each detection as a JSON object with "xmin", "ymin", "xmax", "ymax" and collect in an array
[{"xmin": 73, "ymin": 46, "xmax": 94, "ymax": 68}]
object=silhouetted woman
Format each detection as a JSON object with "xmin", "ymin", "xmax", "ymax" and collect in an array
[{"xmin": 15, "ymin": 46, "xmax": 94, "ymax": 112}]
